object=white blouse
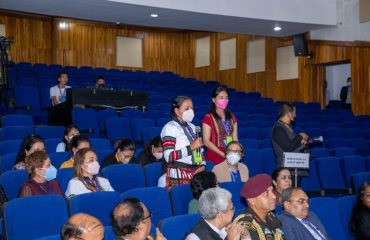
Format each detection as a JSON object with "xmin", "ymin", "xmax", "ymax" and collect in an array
[{"xmin": 65, "ymin": 177, "xmax": 114, "ymax": 198}]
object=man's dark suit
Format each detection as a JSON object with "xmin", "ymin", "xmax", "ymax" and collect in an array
[
  {"xmin": 278, "ymin": 211, "xmax": 329, "ymax": 240},
  {"xmin": 340, "ymin": 86, "xmax": 350, "ymax": 109}
]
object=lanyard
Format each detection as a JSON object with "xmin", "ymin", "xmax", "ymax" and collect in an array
[{"xmin": 222, "ymin": 119, "xmax": 230, "ymax": 135}]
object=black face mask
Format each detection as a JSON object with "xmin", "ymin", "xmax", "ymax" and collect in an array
[{"xmin": 97, "ymin": 84, "xmax": 105, "ymax": 88}]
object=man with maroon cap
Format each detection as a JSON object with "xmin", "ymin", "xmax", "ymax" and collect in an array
[{"xmin": 234, "ymin": 174, "xmax": 286, "ymax": 240}]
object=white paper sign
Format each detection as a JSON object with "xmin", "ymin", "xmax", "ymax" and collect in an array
[{"xmin": 283, "ymin": 152, "xmax": 310, "ymax": 169}]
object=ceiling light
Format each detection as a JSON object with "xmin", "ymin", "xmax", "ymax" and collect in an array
[
  {"xmin": 59, "ymin": 22, "xmax": 68, "ymax": 29},
  {"xmin": 150, "ymin": 13, "xmax": 158, "ymax": 18},
  {"xmin": 274, "ymin": 26, "xmax": 282, "ymax": 31}
]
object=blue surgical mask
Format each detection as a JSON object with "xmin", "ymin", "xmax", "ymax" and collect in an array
[{"xmin": 43, "ymin": 165, "xmax": 57, "ymax": 181}]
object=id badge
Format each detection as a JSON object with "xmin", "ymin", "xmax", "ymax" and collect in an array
[
  {"xmin": 226, "ymin": 135, "xmax": 233, "ymax": 145},
  {"xmin": 192, "ymin": 150, "xmax": 203, "ymax": 164}
]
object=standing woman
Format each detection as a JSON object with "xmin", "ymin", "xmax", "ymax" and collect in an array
[
  {"xmin": 161, "ymin": 96, "xmax": 205, "ymax": 189},
  {"xmin": 202, "ymin": 86, "xmax": 238, "ymax": 165}
]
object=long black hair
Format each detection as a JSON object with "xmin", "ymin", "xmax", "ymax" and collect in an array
[
  {"xmin": 350, "ymin": 181, "xmax": 370, "ymax": 236},
  {"xmin": 62, "ymin": 124, "xmax": 80, "ymax": 146},
  {"xmin": 209, "ymin": 86, "xmax": 233, "ymax": 121},
  {"xmin": 171, "ymin": 95, "xmax": 192, "ymax": 120},
  {"xmin": 143, "ymin": 136, "xmax": 162, "ymax": 157},
  {"xmin": 15, "ymin": 134, "xmax": 45, "ymax": 164}
]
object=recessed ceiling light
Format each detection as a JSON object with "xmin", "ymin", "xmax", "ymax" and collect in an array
[
  {"xmin": 150, "ymin": 13, "xmax": 158, "ymax": 18},
  {"xmin": 59, "ymin": 22, "xmax": 68, "ymax": 29},
  {"xmin": 274, "ymin": 26, "xmax": 282, "ymax": 31}
]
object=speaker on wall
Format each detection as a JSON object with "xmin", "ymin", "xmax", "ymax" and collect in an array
[{"xmin": 293, "ymin": 34, "xmax": 309, "ymax": 56}]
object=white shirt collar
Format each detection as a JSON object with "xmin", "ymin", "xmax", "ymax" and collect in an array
[{"xmin": 204, "ymin": 220, "xmax": 228, "ymax": 239}]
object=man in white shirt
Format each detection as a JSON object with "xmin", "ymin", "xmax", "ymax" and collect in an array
[
  {"xmin": 186, "ymin": 188, "xmax": 245, "ymax": 240},
  {"xmin": 50, "ymin": 72, "xmax": 71, "ymax": 106},
  {"xmin": 278, "ymin": 187, "xmax": 329, "ymax": 240}
]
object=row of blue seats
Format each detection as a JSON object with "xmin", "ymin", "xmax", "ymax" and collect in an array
[{"xmin": 1, "ymin": 184, "xmax": 363, "ymax": 240}]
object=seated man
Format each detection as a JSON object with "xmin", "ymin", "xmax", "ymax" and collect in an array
[
  {"xmin": 186, "ymin": 188, "xmax": 245, "ymax": 240},
  {"xmin": 111, "ymin": 197, "xmax": 165, "ymax": 240},
  {"xmin": 234, "ymin": 174, "xmax": 285, "ymax": 240},
  {"xmin": 61, "ymin": 213, "xmax": 104, "ymax": 240},
  {"xmin": 278, "ymin": 187, "xmax": 328, "ymax": 240},
  {"xmin": 95, "ymin": 76, "xmax": 106, "ymax": 88}
]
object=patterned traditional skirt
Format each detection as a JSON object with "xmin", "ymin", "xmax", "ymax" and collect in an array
[{"xmin": 166, "ymin": 166, "xmax": 197, "ymax": 190}]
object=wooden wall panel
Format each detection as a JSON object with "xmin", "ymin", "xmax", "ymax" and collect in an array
[
  {"xmin": 0, "ymin": 13, "xmax": 53, "ymax": 64},
  {"xmin": 1, "ymin": 11, "xmax": 370, "ymax": 114}
]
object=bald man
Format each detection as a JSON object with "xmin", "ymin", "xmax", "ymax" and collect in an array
[{"xmin": 61, "ymin": 213, "xmax": 104, "ymax": 240}]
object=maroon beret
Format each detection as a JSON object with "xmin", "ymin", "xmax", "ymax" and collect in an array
[{"xmin": 240, "ymin": 174, "xmax": 272, "ymax": 199}]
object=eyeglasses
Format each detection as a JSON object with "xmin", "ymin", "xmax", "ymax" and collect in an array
[
  {"xmin": 222, "ymin": 206, "xmax": 235, "ymax": 213},
  {"xmin": 142, "ymin": 212, "xmax": 153, "ymax": 221},
  {"xmin": 288, "ymin": 198, "xmax": 309, "ymax": 205},
  {"xmin": 227, "ymin": 150, "xmax": 243, "ymax": 154}
]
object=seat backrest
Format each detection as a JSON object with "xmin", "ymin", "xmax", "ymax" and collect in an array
[
  {"xmin": 301, "ymin": 159, "xmax": 321, "ymax": 192},
  {"xmin": 169, "ymin": 184, "xmax": 193, "ymax": 216},
  {"xmin": 105, "ymin": 117, "xmax": 132, "ymax": 141},
  {"xmin": 341, "ymin": 156, "xmax": 367, "ymax": 187},
  {"xmin": 239, "ymin": 138, "xmax": 259, "ymax": 149},
  {"xmin": 45, "ymin": 138, "xmax": 62, "ymax": 154},
  {"xmin": 242, "ymin": 149, "xmax": 263, "ymax": 177},
  {"xmin": 144, "ymin": 162, "xmax": 163, "ymax": 187},
  {"xmin": 260, "ymin": 148, "xmax": 276, "ymax": 175},
  {"xmin": 72, "ymin": 108, "xmax": 99, "ymax": 138},
  {"xmin": 49, "ymin": 152, "xmax": 73, "ymax": 169},
  {"xmin": 131, "ymin": 118, "xmax": 155, "ymax": 142},
  {"xmin": 56, "ymin": 168, "xmax": 74, "ymax": 194},
  {"xmin": 69, "ymin": 191, "xmax": 121, "ymax": 226},
  {"xmin": 102, "ymin": 164, "xmax": 146, "ymax": 193},
  {"xmin": 121, "ymin": 187, "xmax": 173, "ymax": 226},
  {"xmin": 34, "ymin": 126, "xmax": 64, "ymax": 140},
  {"xmin": 4, "ymin": 195, "xmax": 68, "ymax": 240},
  {"xmin": 332, "ymin": 147, "xmax": 355, "ymax": 157},
  {"xmin": 96, "ymin": 109, "xmax": 118, "ymax": 132},
  {"xmin": 219, "ymin": 182, "xmax": 246, "ymax": 215},
  {"xmin": 0, "ymin": 153, "xmax": 17, "ymax": 174},
  {"xmin": 316, "ymin": 157, "xmax": 346, "ymax": 190},
  {"xmin": 1, "ymin": 114, "xmax": 34, "ymax": 128},
  {"xmin": 15, "ymin": 86, "xmax": 41, "ymax": 117},
  {"xmin": 351, "ymin": 171, "xmax": 370, "ymax": 193},
  {"xmin": 336, "ymin": 195, "xmax": 356, "ymax": 240},
  {"xmin": 310, "ymin": 197, "xmax": 348, "ymax": 240},
  {"xmin": 90, "ymin": 138, "xmax": 112, "ymax": 151},
  {"xmin": 2, "ymin": 126, "xmax": 34, "ymax": 140},
  {"xmin": 0, "ymin": 170, "xmax": 28, "ymax": 200},
  {"xmin": 142, "ymin": 127, "xmax": 162, "ymax": 145},
  {"xmin": 160, "ymin": 214, "xmax": 200, "ymax": 240},
  {"xmin": 0, "ymin": 140, "xmax": 22, "ymax": 156},
  {"xmin": 311, "ymin": 148, "xmax": 330, "ymax": 158}
]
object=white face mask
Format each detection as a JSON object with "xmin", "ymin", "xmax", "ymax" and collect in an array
[
  {"xmin": 182, "ymin": 109, "xmax": 195, "ymax": 123},
  {"xmin": 226, "ymin": 152, "xmax": 241, "ymax": 165}
]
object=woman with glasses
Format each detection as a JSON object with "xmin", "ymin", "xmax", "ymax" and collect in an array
[
  {"xmin": 14, "ymin": 134, "xmax": 46, "ymax": 170},
  {"xmin": 65, "ymin": 148, "xmax": 114, "ymax": 198},
  {"xmin": 212, "ymin": 141, "xmax": 249, "ymax": 183},
  {"xmin": 19, "ymin": 150, "xmax": 63, "ymax": 197},
  {"xmin": 272, "ymin": 167, "xmax": 293, "ymax": 204}
]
